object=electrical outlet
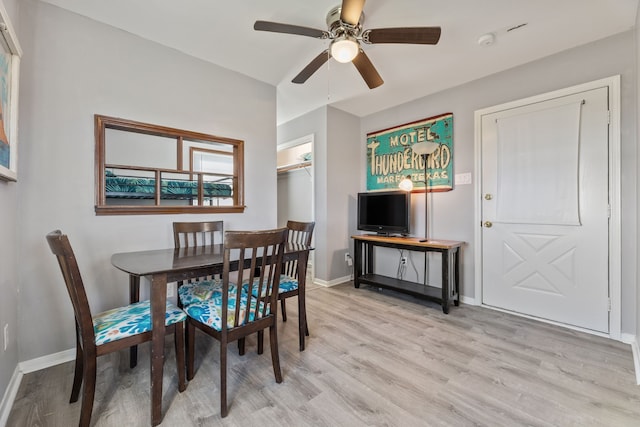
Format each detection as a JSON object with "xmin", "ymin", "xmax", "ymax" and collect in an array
[
  {"xmin": 3, "ymin": 324, "xmax": 8, "ymax": 351},
  {"xmin": 166, "ymin": 282, "xmax": 176, "ymax": 298},
  {"xmin": 400, "ymin": 256, "xmax": 407, "ymax": 265},
  {"xmin": 345, "ymin": 253, "xmax": 353, "ymax": 267}
]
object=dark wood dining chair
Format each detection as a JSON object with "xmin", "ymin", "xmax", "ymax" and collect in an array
[
  {"xmin": 239, "ymin": 220, "xmax": 314, "ymax": 355},
  {"xmin": 184, "ymin": 228, "xmax": 288, "ymax": 418},
  {"xmin": 280, "ymin": 220, "xmax": 315, "ymax": 324},
  {"xmin": 173, "ymin": 221, "xmax": 225, "ymax": 307},
  {"xmin": 46, "ymin": 230, "xmax": 187, "ymax": 427}
]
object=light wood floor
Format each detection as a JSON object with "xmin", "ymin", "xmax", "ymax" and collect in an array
[{"xmin": 7, "ymin": 282, "xmax": 640, "ymax": 426}]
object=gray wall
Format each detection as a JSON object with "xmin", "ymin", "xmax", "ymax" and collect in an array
[
  {"xmin": 360, "ymin": 31, "xmax": 638, "ymax": 334},
  {"xmin": 277, "ymin": 106, "xmax": 360, "ymax": 283},
  {"xmin": 278, "ymin": 107, "xmax": 329, "ymax": 280},
  {"xmin": 277, "ymin": 168, "xmax": 313, "ymax": 227},
  {"xmin": 327, "ymin": 107, "xmax": 360, "ymax": 281},
  {"xmin": 0, "ymin": 0, "xmax": 22, "ymax": 408},
  {"xmin": 17, "ymin": 0, "xmax": 277, "ymax": 361}
]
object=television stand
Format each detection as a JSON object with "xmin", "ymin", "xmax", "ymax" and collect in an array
[{"xmin": 351, "ymin": 234, "xmax": 463, "ymax": 313}]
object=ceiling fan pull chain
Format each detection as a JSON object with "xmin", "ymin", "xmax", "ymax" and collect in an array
[{"xmin": 327, "ymin": 49, "xmax": 331, "ymax": 102}]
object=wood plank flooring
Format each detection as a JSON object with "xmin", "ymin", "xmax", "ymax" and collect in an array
[{"xmin": 7, "ymin": 282, "xmax": 640, "ymax": 426}]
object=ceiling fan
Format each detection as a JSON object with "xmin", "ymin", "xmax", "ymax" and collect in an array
[{"xmin": 254, "ymin": 0, "xmax": 441, "ymax": 89}]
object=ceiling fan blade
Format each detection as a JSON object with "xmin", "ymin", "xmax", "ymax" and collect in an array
[
  {"xmin": 340, "ymin": 0, "xmax": 366, "ymax": 26},
  {"xmin": 363, "ymin": 27, "xmax": 442, "ymax": 44},
  {"xmin": 292, "ymin": 50, "xmax": 331, "ymax": 84},
  {"xmin": 352, "ymin": 49, "xmax": 383, "ymax": 89},
  {"xmin": 254, "ymin": 20, "xmax": 329, "ymax": 39}
]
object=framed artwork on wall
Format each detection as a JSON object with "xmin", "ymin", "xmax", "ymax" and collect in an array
[
  {"xmin": 366, "ymin": 113, "xmax": 453, "ymax": 192},
  {"xmin": 0, "ymin": 2, "xmax": 21, "ymax": 182}
]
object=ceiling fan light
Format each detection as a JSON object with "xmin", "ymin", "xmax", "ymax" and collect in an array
[{"xmin": 331, "ymin": 35, "xmax": 359, "ymax": 63}]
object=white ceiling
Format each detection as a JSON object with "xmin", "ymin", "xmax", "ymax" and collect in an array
[{"xmin": 42, "ymin": 0, "xmax": 638, "ymax": 125}]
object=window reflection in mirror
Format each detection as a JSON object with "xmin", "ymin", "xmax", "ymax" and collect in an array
[{"xmin": 95, "ymin": 115, "xmax": 244, "ymax": 215}]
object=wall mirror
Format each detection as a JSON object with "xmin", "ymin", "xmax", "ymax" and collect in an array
[{"xmin": 95, "ymin": 115, "xmax": 244, "ymax": 215}]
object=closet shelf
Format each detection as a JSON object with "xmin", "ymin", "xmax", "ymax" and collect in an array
[{"xmin": 277, "ymin": 161, "xmax": 312, "ymax": 174}]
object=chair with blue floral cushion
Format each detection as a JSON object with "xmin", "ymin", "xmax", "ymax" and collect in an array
[
  {"xmin": 46, "ymin": 230, "xmax": 187, "ymax": 427},
  {"xmin": 279, "ymin": 220, "xmax": 315, "ymax": 323},
  {"xmin": 185, "ymin": 228, "xmax": 288, "ymax": 418},
  {"xmin": 173, "ymin": 221, "xmax": 224, "ymax": 307},
  {"xmin": 241, "ymin": 220, "xmax": 314, "ymax": 353}
]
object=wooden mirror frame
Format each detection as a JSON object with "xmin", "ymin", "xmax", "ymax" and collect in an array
[{"xmin": 95, "ymin": 115, "xmax": 245, "ymax": 215}]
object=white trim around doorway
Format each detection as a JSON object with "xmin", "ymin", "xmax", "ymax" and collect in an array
[
  {"xmin": 473, "ymin": 75, "xmax": 621, "ymax": 340},
  {"xmin": 277, "ymin": 133, "xmax": 315, "ymax": 281}
]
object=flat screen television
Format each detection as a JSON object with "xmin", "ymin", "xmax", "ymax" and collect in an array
[{"xmin": 357, "ymin": 190, "xmax": 410, "ymax": 235}]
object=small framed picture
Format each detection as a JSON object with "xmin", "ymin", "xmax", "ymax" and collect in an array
[{"xmin": 0, "ymin": 2, "xmax": 21, "ymax": 182}]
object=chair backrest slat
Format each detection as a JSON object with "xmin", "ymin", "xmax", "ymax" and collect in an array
[
  {"xmin": 173, "ymin": 221, "xmax": 223, "ymax": 248},
  {"xmin": 236, "ymin": 247, "xmax": 246, "ymax": 325},
  {"xmin": 283, "ymin": 221, "xmax": 315, "ymax": 278},
  {"xmin": 261, "ymin": 249, "xmax": 278, "ymax": 317},
  {"xmin": 221, "ymin": 228, "xmax": 287, "ymax": 329},
  {"xmin": 174, "ymin": 221, "xmax": 224, "ymax": 283}
]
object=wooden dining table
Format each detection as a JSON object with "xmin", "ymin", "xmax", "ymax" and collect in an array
[{"xmin": 111, "ymin": 242, "xmax": 311, "ymax": 426}]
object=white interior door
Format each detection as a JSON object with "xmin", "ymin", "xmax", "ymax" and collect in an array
[{"xmin": 480, "ymin": 87, "xmax": 610, "ymax": 333}]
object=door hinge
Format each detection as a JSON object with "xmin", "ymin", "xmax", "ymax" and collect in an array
[
  {"xmin": 607, "ymin": 204, "xmax": 611, "ymax": 219},
  {"xmin": 607, "ymin": 110, "xmax": 611, "ymax": 124},
  {"xmin": 608, "ymin": 298, "xmax": 611, "ymax": 312}
]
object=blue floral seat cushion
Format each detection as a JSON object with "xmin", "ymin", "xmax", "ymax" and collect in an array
[
  {"xmin": 241, "ymin": 275, "xmax": 299, "ymax": 297},
  {"xmin": 278, "ymin": 275, "xmax": 299, "ymax": 293},
  {"xmin": 178, "ymin": 280, "xmax": 237, "ymax": 307},
  {"xmin": 93, "ymin": 300, "xmax": 186, "ymax": 346},
  {"xmin": 184, "ymin": 292, "xmax": 268, "ymax": 331}
]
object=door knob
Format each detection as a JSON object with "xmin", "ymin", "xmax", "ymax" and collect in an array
[
  {"xmin": 484, "ymin": 194, "xmax": 493, "ymax": 200},
  {"xmin": 484, "ymin": 221, "xmax": 493, "ymax": 228}
]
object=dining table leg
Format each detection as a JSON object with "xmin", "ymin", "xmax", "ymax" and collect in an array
[
  {"xmin": 297, "ymin": 250, "xmax": 310, "ymax": 351},
  {"xmin": 129, "ymin": 275, "xmax": 140, "ymax": 369},
  {"xmin": 150, "ymin": 273, "xmax": 167, "ymax": 426}
]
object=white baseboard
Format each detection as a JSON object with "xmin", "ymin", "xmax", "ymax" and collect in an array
[
  {"xmin": 620, "ymin": 333, "xmax": 636, "ymax": 344},
  {"xmin": 312, "ymin": 276, "xmax": 351, "ymax": 287},
  {"xmin": 19, "ymin": 348, "xmax": 75, "ymax": 374},
  {"xmin": 632, "ymin": 340, "xmax": 640, "ymax": 385},
  {"xmin": 620, "ymin": 333, "xmax": 640, "ymax": 385},
  {"xmin": 0, "ymin": 348, "xmax": 75, "ymax": 426},
  {"xmin": 460, "ymin": 295, "xmax": 476, "ymax": 305},
  {"xmin": 0, "ymin": 366, "xmax": 22, "ymax": 427}
]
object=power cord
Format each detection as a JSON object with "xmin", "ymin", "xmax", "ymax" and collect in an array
[
  {"xmin": 397, "ymin": 250, "xmax": 408, "ymax": 279},
  {"xmin": 345, "ymin": 253, "xmax": 354, "ymax": 281},
  {"xmin": 408, "ymin": 253, "xmax": 419, "ymax": 283}
]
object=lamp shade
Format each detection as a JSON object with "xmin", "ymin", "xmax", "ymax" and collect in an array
[
  {"xmin": 330, "ymin": 35, "xmax": 359, "ymax": 63},
  {"xmin": 411, "ymin": 141, "xmax": 439, "ymax": 155}
]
